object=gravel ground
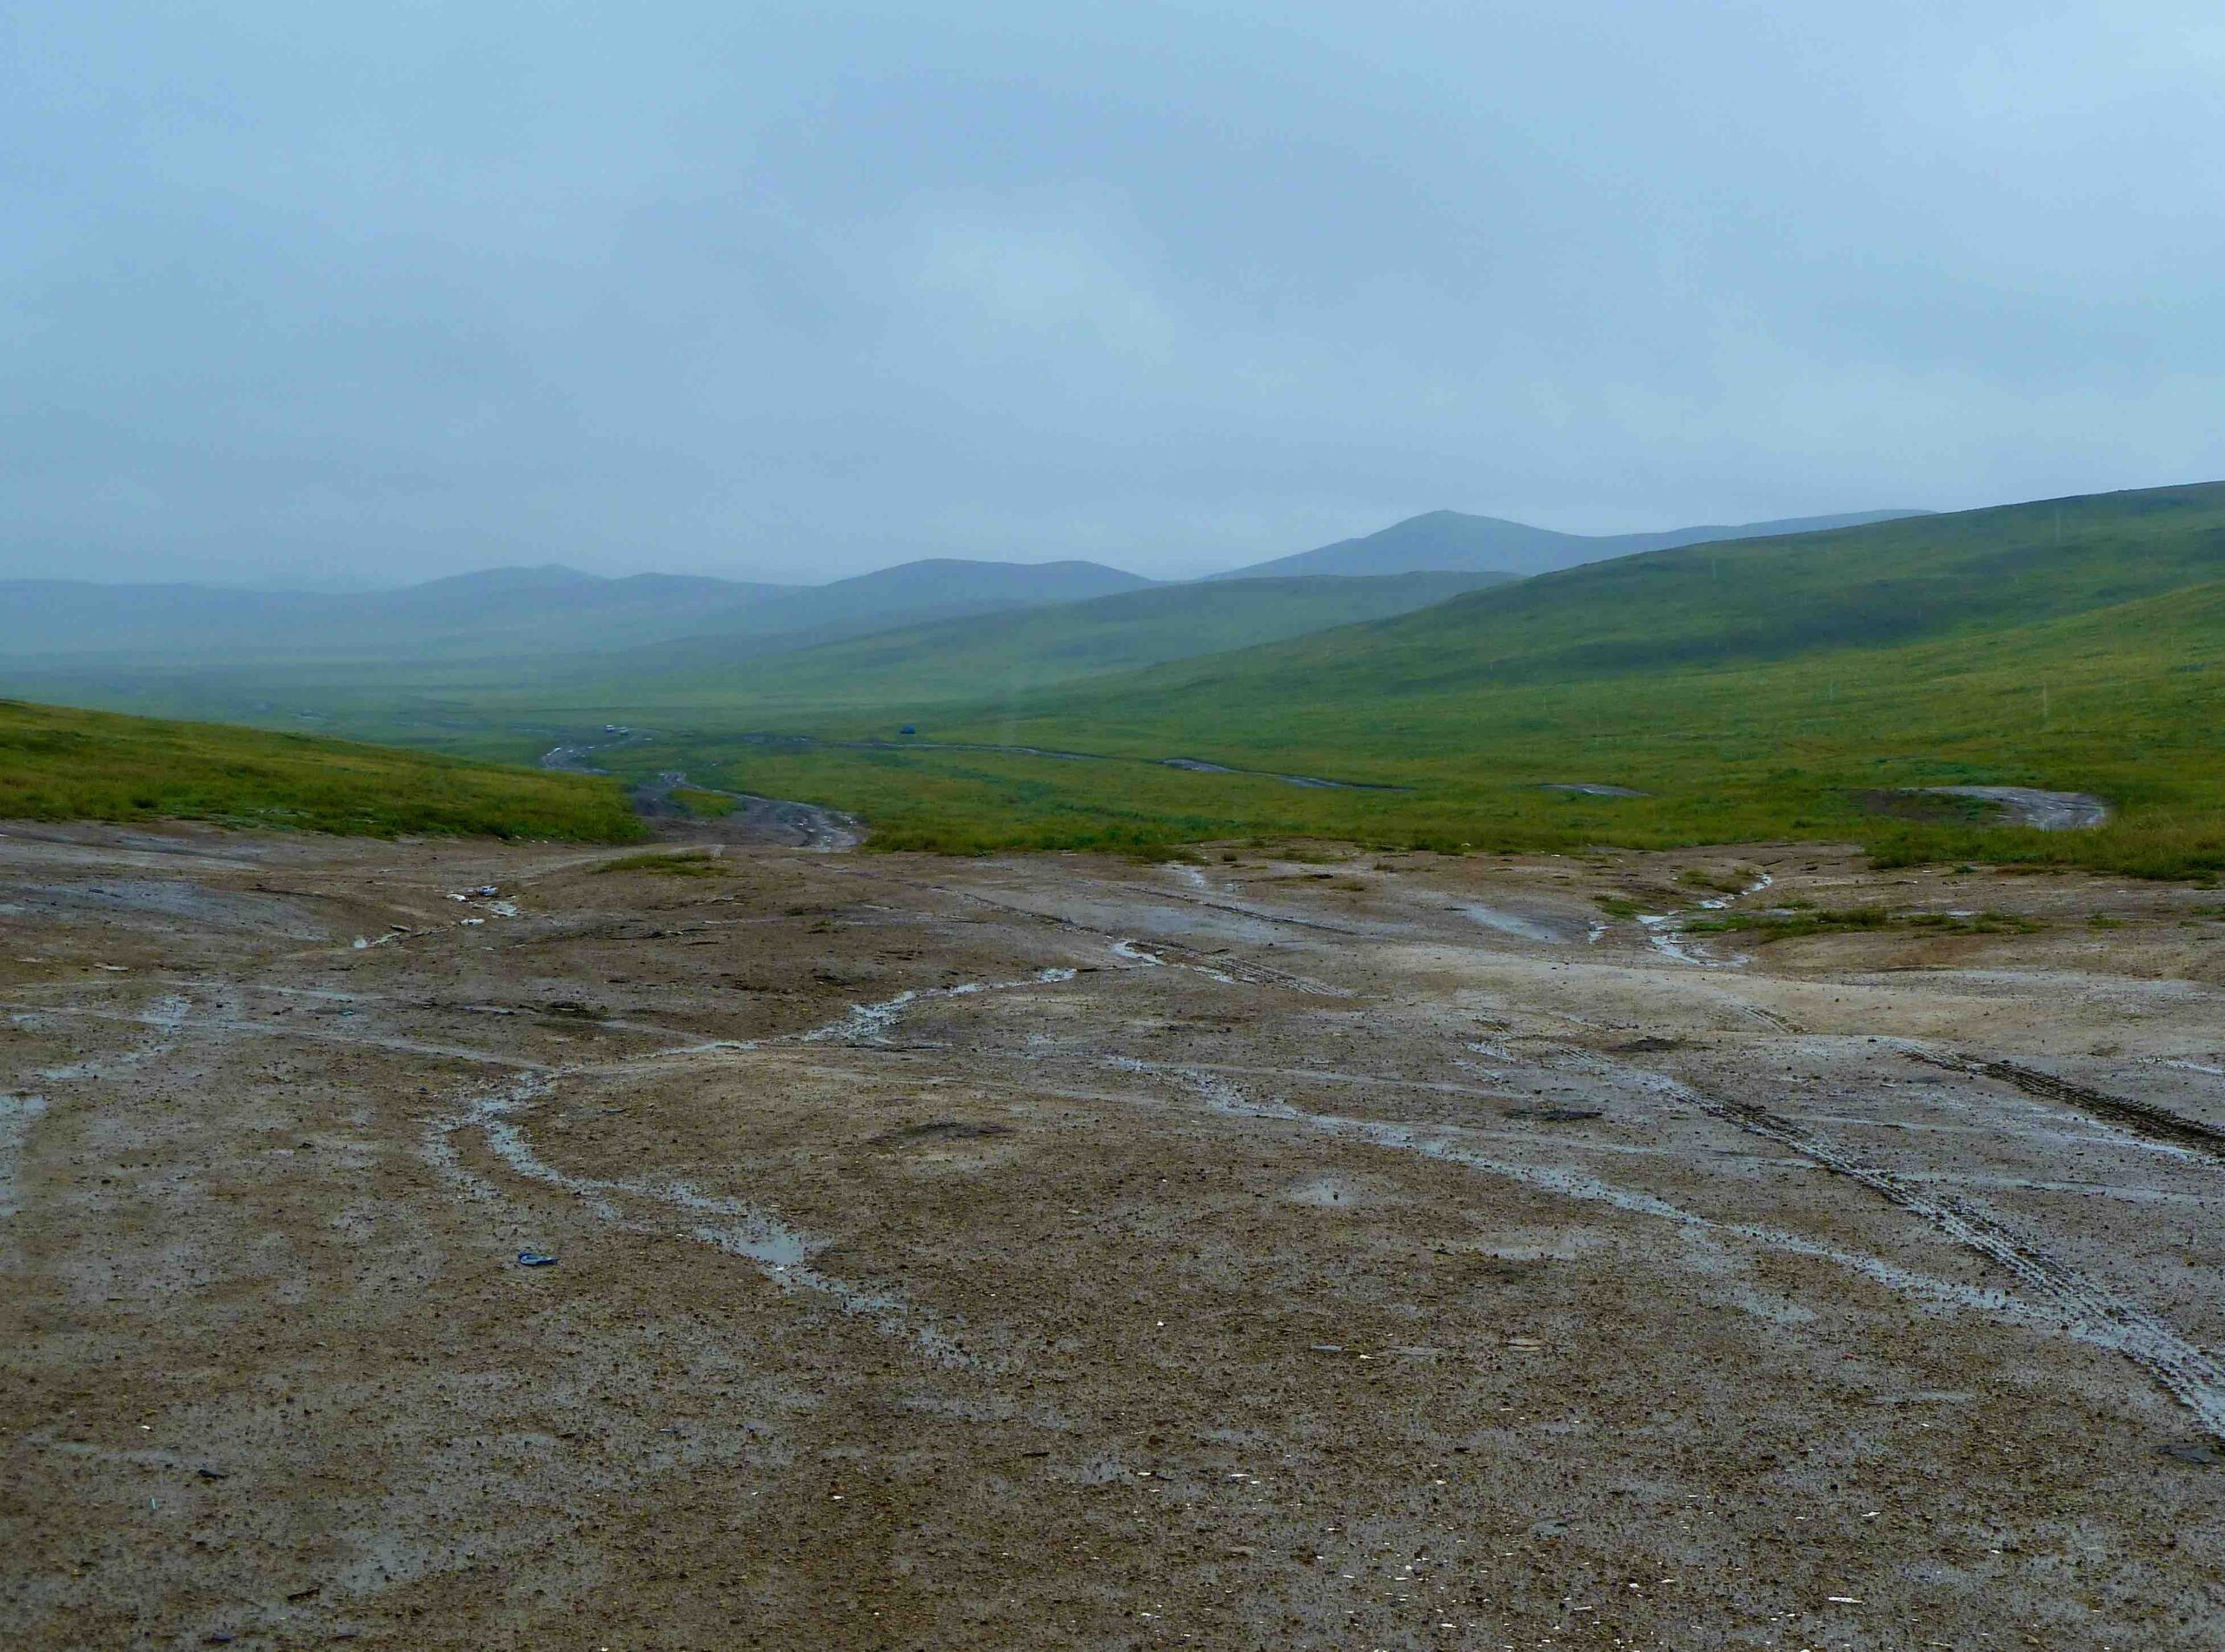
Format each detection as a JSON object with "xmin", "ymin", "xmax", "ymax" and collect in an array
[{"xmin": 3, "ymin": 821, "xmax": 2223, "ymax": 1649}]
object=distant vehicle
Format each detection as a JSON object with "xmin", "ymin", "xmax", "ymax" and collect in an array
[
  {"xmin": 603, "ymin": 724, "xmax": 625, "ymax": 733},
  {"xmin": 900, "ymin": 725, "xmax": 917, "ymax": 736}
]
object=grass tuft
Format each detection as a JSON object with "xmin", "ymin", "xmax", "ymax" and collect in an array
[{"xmin": 593, "ymin": 850, "xmax": 724, "ymax": 876}]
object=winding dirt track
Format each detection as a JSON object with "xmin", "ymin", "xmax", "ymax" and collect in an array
[{"xmin": 5, "ymin": 822, "xmax": 2225, "ymax": 1649}]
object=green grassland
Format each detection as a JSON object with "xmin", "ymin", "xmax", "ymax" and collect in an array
[
  {"xmin": 9, "ymin": 482, "xmax": 2224, "ymax": 879},
  {"xmin": 648, "ymin": 485, "xmax": 2225, "ymax": 877},
  {"xmin": 565, "ymin": 571, "xmax": 1511, "ymax": 715},
  {"xmin": 0, "ymin": 570, "xmax": 1509, "ymax": 745},
  {"xmin": 0, "ymin": 699, "xmax": 645, "ymax": 841}
]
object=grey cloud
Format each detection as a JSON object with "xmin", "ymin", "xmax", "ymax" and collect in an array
[{"xmin": 3, "ymin": 1, "xmax": 2221, "ymax": 584}]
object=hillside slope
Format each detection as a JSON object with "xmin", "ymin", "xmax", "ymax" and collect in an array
[
  {"xmin": 1059, "ymin": 482, "xmax": 2225, "ymax": 720},
  {"xmin": 594, "ymin": 570, "xmax": 1511, "ymax": 714},
  {"xmin": 1212, "ymin": 507, "xmax": 1927, "ymax": 581},
  {"xmin": 674, "ymin": 481, "xmax": 2225, "ymax": 874},
  {"xmin": 667, "ymin": 558, "xmax": 1158, "ymax": 651},
  {"xmin": 0, "ymin": 699, "xmax": 643, "ymax": 840},
  {"xmin": 0, "ymin": 559, "xmax": 1196, "ymax": 751}
]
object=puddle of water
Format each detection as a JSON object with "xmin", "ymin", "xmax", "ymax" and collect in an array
[
  {"xmin": 693, "ymin": 1219, "xmax": 813, "ymax": 1271},
  {"xmin": 1458, "ymin": 906, "xmax": 1568, "ymax": 945},
  {"xmin": 1286, "ymin": 1175, "xmax": 1369, "ymax": 1208},
  {"xmin": 798, "ymin": 967, "xmax": 1077, "ymax": 1045},
  {"xmin": 1636, "ymin": 871, "xmax": 1773, "ymax": 968}
]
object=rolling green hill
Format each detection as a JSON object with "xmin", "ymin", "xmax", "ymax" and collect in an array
[
  {"xmin": 0, "ymin": 700, "xmax": 644, "ymax": 840},
  {"xmin": 570, "ymin": 570, "xmax": 1512, "ymax": 715},
  {"xmin": 0, "ymin": 570, "xmax": 1511, "ymax": 750},
  {"xmin": 669, "ymin": 482, "xmax": 2225, "ymax": 876},
  {"xmin": 1145, "ymin": 481, "xmax": 2225, "ymax": 713}
]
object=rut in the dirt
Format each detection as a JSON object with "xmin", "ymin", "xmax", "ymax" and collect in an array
[
  {"xmin": 1915, "ymin": 1052, "xmax": 2225, "ymax": 1159},
  {"xmin": 1690, "ymin": 1088, "xmax": 2225, "ymax": 1441},
  {"xmin": 1132, "ymin": 1053, "xmax": 2225, "ymax": 1443}
]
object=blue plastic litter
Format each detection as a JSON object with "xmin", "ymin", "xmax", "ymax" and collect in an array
[{"xmin": 516, "ymin": 1251, "xmax": 558, "ymax": 1267}]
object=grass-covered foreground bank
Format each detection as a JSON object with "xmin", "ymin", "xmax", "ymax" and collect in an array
[{"xmin": 0, "ymin": 700, "xmax": 646, "ymax": 841}]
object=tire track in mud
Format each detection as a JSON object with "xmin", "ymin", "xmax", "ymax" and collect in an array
[
  {"xmin": 1107, "ymin": 937, "xmax": 1345, "ymax": 995},
  {"xmin": 0, "ymin": 1092, "xmax": 48, "ymax": 1228},
  {"xmin": 1111, "ymin": 886, "xmax": 1372, "ymax": 939},
  {"xmin": 1913, "ymin": 1052, "xmax": 2225, "ymax": 1160},
  {"xmin": 1687, "ymin": 1088, "xmax": 2225, "ymax": 1440},
  {"xmin": 1733, "ymin": 1002, "xmax": 1802, "ymax": 1034},
  {"xmin": 1120, "ymin": 1056, "xmax": 2225, "ymax": 1441},
  {"xmin": 1112, "ymin": 939, "xmax": 1239, "ymax": 985}
]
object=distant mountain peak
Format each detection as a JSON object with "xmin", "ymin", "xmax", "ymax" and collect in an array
[
  {"xmin": 1207, "ymin": 508, "xmax": 1930, "ymax": 581},
  {"xmin": 419, "ymin": 563, "xmax": 600, "ymax": 591}
]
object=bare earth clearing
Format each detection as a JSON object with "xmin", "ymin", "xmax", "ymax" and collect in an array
[{"xmin": 4, "ymin": 820, "xmax": 2224, "ymax": 1649}]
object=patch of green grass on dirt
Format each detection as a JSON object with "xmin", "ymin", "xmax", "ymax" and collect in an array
[
  {"xmin": 1677, "ymin": 868, "xmax": 1755, "ymax": 894},
  {"xmin": 669, "ymin": 787, "xmax": 737, "ymax": 819},
  {"xmin": 593, "ymin": 850, "xmax": 726, "ymax": 877},
  {"xmin": 0, "ymin": 699, "xmax": 643, "ymax": 841},
  {"xmin": 1687, "ymin": 906, "xmax": 2044, "ymax": 942}
]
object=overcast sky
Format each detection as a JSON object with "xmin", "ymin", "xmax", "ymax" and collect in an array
[{"xmin": 4, "ymin": 2, "xmax": 2222, "ymax": 586}]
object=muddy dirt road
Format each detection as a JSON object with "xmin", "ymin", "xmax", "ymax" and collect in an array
[{"xmin": 4, "ymin": 823, "xmax": 2224, "ymax": 1649}]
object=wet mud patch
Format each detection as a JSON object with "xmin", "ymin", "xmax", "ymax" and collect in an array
[
  {"xmin": 870, "ymin": 1119, "xmax": 1017, "ymax": 1145},
  {"xmin": 1857, "ymin": 786, "xmax": 2002, "ymax": 825},
  {"xmin": 0, "ymin": 877, "xmax": 333, "ymax": 939},
  {"xmin": 1281, "ymin": 1172, "xmax": 1397, "ymax": 1209},
  {"xmin": 1861, "ymin": 786, "xmax": 2112, "ymax": 831},
  {"xmin": 15, "ymin": 826, "xmax": 2225, "ymax": 1649}
]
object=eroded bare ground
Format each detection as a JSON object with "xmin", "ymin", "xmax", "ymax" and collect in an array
[{"xmin": 5, "ymin": 823, "xmax": 2225, "ymax": 1649}]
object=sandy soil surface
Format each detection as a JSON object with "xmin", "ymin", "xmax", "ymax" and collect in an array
[{"xmin": 5, "ymin": 821, "xmax": 2224, "ymax": 1649}]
